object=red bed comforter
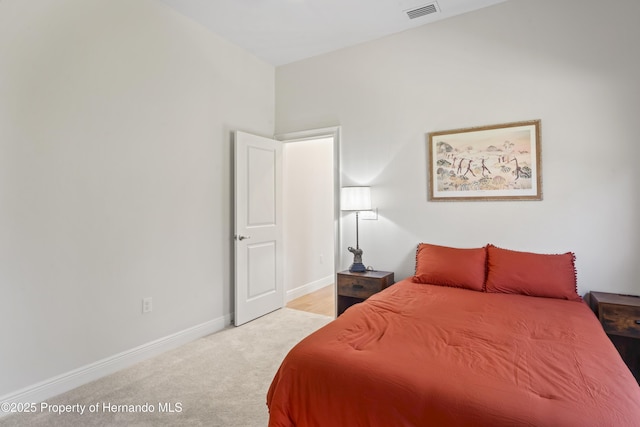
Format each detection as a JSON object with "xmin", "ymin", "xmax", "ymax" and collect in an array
[{"xmin": 267, "ymin": 279, "xmax": 640, "ymax": 426}]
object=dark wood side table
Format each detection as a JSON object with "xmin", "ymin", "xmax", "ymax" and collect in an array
[
  {"xmin": 337, "ymin": 270, "xmax": 394, "ymax": 316},
  {"xmin": 589, "ymin": 291, "xmax": 640, "ymax": 382}
]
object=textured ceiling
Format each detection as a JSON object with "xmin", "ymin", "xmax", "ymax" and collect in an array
[{"xmin": 157, "ymin": 0, "xmax": 510, "ymax": 66}]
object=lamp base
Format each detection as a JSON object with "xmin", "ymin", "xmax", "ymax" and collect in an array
[{"xmin": 349, "ymin": 262, "xmax": 366, "ymax": 273}]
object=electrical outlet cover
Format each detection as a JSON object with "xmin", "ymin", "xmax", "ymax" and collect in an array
[{"xmin": 142, "ymin": 297, "xmax": 153, "ymax": 313}]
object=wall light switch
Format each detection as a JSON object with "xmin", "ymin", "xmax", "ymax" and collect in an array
[{"xmin": 360, "ymin": 208, "xmax": 378, "ymax": 220}]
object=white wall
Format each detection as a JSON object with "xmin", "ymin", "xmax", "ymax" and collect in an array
[
  {"xmin": 283, "ymin": 138, "xmax": 335, "ymax": 299},
  {"xmin": 276, "ymin": 0, "xmax": 640, "ymax": 296},
  {"xmin": 0, "ymin": 0, "xmax": 274, "ymax": 397}
]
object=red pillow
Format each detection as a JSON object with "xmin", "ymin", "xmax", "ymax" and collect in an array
[
  {"xmin": 485, "ymin": 244, "xmax": 581, "ymax": 301},
  {"xmin": 413, "ymin": 243, "xmax": 486, "ymax": 291}
]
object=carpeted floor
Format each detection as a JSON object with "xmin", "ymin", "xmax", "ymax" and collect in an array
[{"xmin": 0, "ymin": 308, "xmax": 332, "ymax": 427}]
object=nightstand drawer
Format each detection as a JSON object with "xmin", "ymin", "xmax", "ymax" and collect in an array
[
  {"xmin": 600, "ymin": 304, "xmax": 640, "ymax": 339},
  {"xmin": 337, "ymin": 275, "xmax": 383, "ymax": 299},
  {"xmin": 336, "ymin": 270, "xmax": 394, "ymax": 316},
  {"xmin": 590, "ymin": 291, "xmax": 640, "ymax": 383}
]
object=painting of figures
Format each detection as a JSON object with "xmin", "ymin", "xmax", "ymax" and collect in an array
[{"xmin": 428, "ymin": 120, "xmax": 541, "ymax": 201}]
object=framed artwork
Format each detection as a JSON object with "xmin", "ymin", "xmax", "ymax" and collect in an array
[{"xmin": 428, "ymin": 120, "xmax": 541, "ymax": 201}]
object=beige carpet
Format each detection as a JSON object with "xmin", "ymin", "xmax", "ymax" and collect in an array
[{"xmin": 0, "ymin": 308, "xmax": 332, "ymax": 427}]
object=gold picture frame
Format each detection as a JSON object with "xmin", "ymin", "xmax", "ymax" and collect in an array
[{"xmin": 428, "ymin": 120, "xmax": 542, "ymax": 201}]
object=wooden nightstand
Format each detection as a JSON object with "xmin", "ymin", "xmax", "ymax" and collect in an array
[
  {"xmin": 337, "ymin": 270, "xmax": 394, "ymax": 316},
  {"xmin": 589, "ymin": 291, "xmax": 640, "ymax": 382}
]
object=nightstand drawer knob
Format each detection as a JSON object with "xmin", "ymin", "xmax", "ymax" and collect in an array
[{"xmin": 352, "ymin": 284, "xmax": 364, "ymax": 289}]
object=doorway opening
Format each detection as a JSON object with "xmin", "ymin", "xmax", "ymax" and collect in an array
[{"xmin": 278, "ymin": 127, "xmax": 340, "ymax": 318}]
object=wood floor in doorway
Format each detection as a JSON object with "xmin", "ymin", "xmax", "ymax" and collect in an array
[{"xmin": 286, "ymin": 285, "xmax": 335, "ymax": 318}]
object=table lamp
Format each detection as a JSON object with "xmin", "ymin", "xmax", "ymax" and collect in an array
[{"xmin": 341, "ymin": 186, "xmax": 371, "ymax": 272}]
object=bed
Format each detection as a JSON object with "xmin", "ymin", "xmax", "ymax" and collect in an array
[{"xmin": 267, "ymin": 243, "xmax": 640, "ymax": 426}]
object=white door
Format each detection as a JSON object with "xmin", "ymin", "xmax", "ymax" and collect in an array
[{"xmin": 234, "ymin": 131, "xmax": 283, "ymax": 326}]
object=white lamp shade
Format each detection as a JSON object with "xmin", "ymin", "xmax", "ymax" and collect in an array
[{"xmin": 341, "ymin": 186, "xmax": 371, "ymax": 211}]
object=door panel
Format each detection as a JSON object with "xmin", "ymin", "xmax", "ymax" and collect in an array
[
  {"xmin": 234, "ymin": 131, "xmax": 283, "ymax": 326},
  {"xmin": 248, "ymin": 147, "xmax": 276, "ymax": 226},
  {"xmin": 247, "ymin": 242, "xmax": 276, "ymax": 299}
]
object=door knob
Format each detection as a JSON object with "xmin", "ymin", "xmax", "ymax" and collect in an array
[{"xmin": 236, "ymin": 235, "xmax": 251, "ymax": 241}]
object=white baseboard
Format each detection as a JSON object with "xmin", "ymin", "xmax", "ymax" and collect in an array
[
  {"xmin": 286, "ymin": 274, "xmax": 334, "ymax": 302},
  {"xmin": 0, "ymin": 313, "xmax": 231, "ymax": 415}
]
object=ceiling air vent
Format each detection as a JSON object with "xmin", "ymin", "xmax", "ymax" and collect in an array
[{"xmin": 406, "ymin": 3, "xmax": 438, "ymax": 19}]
